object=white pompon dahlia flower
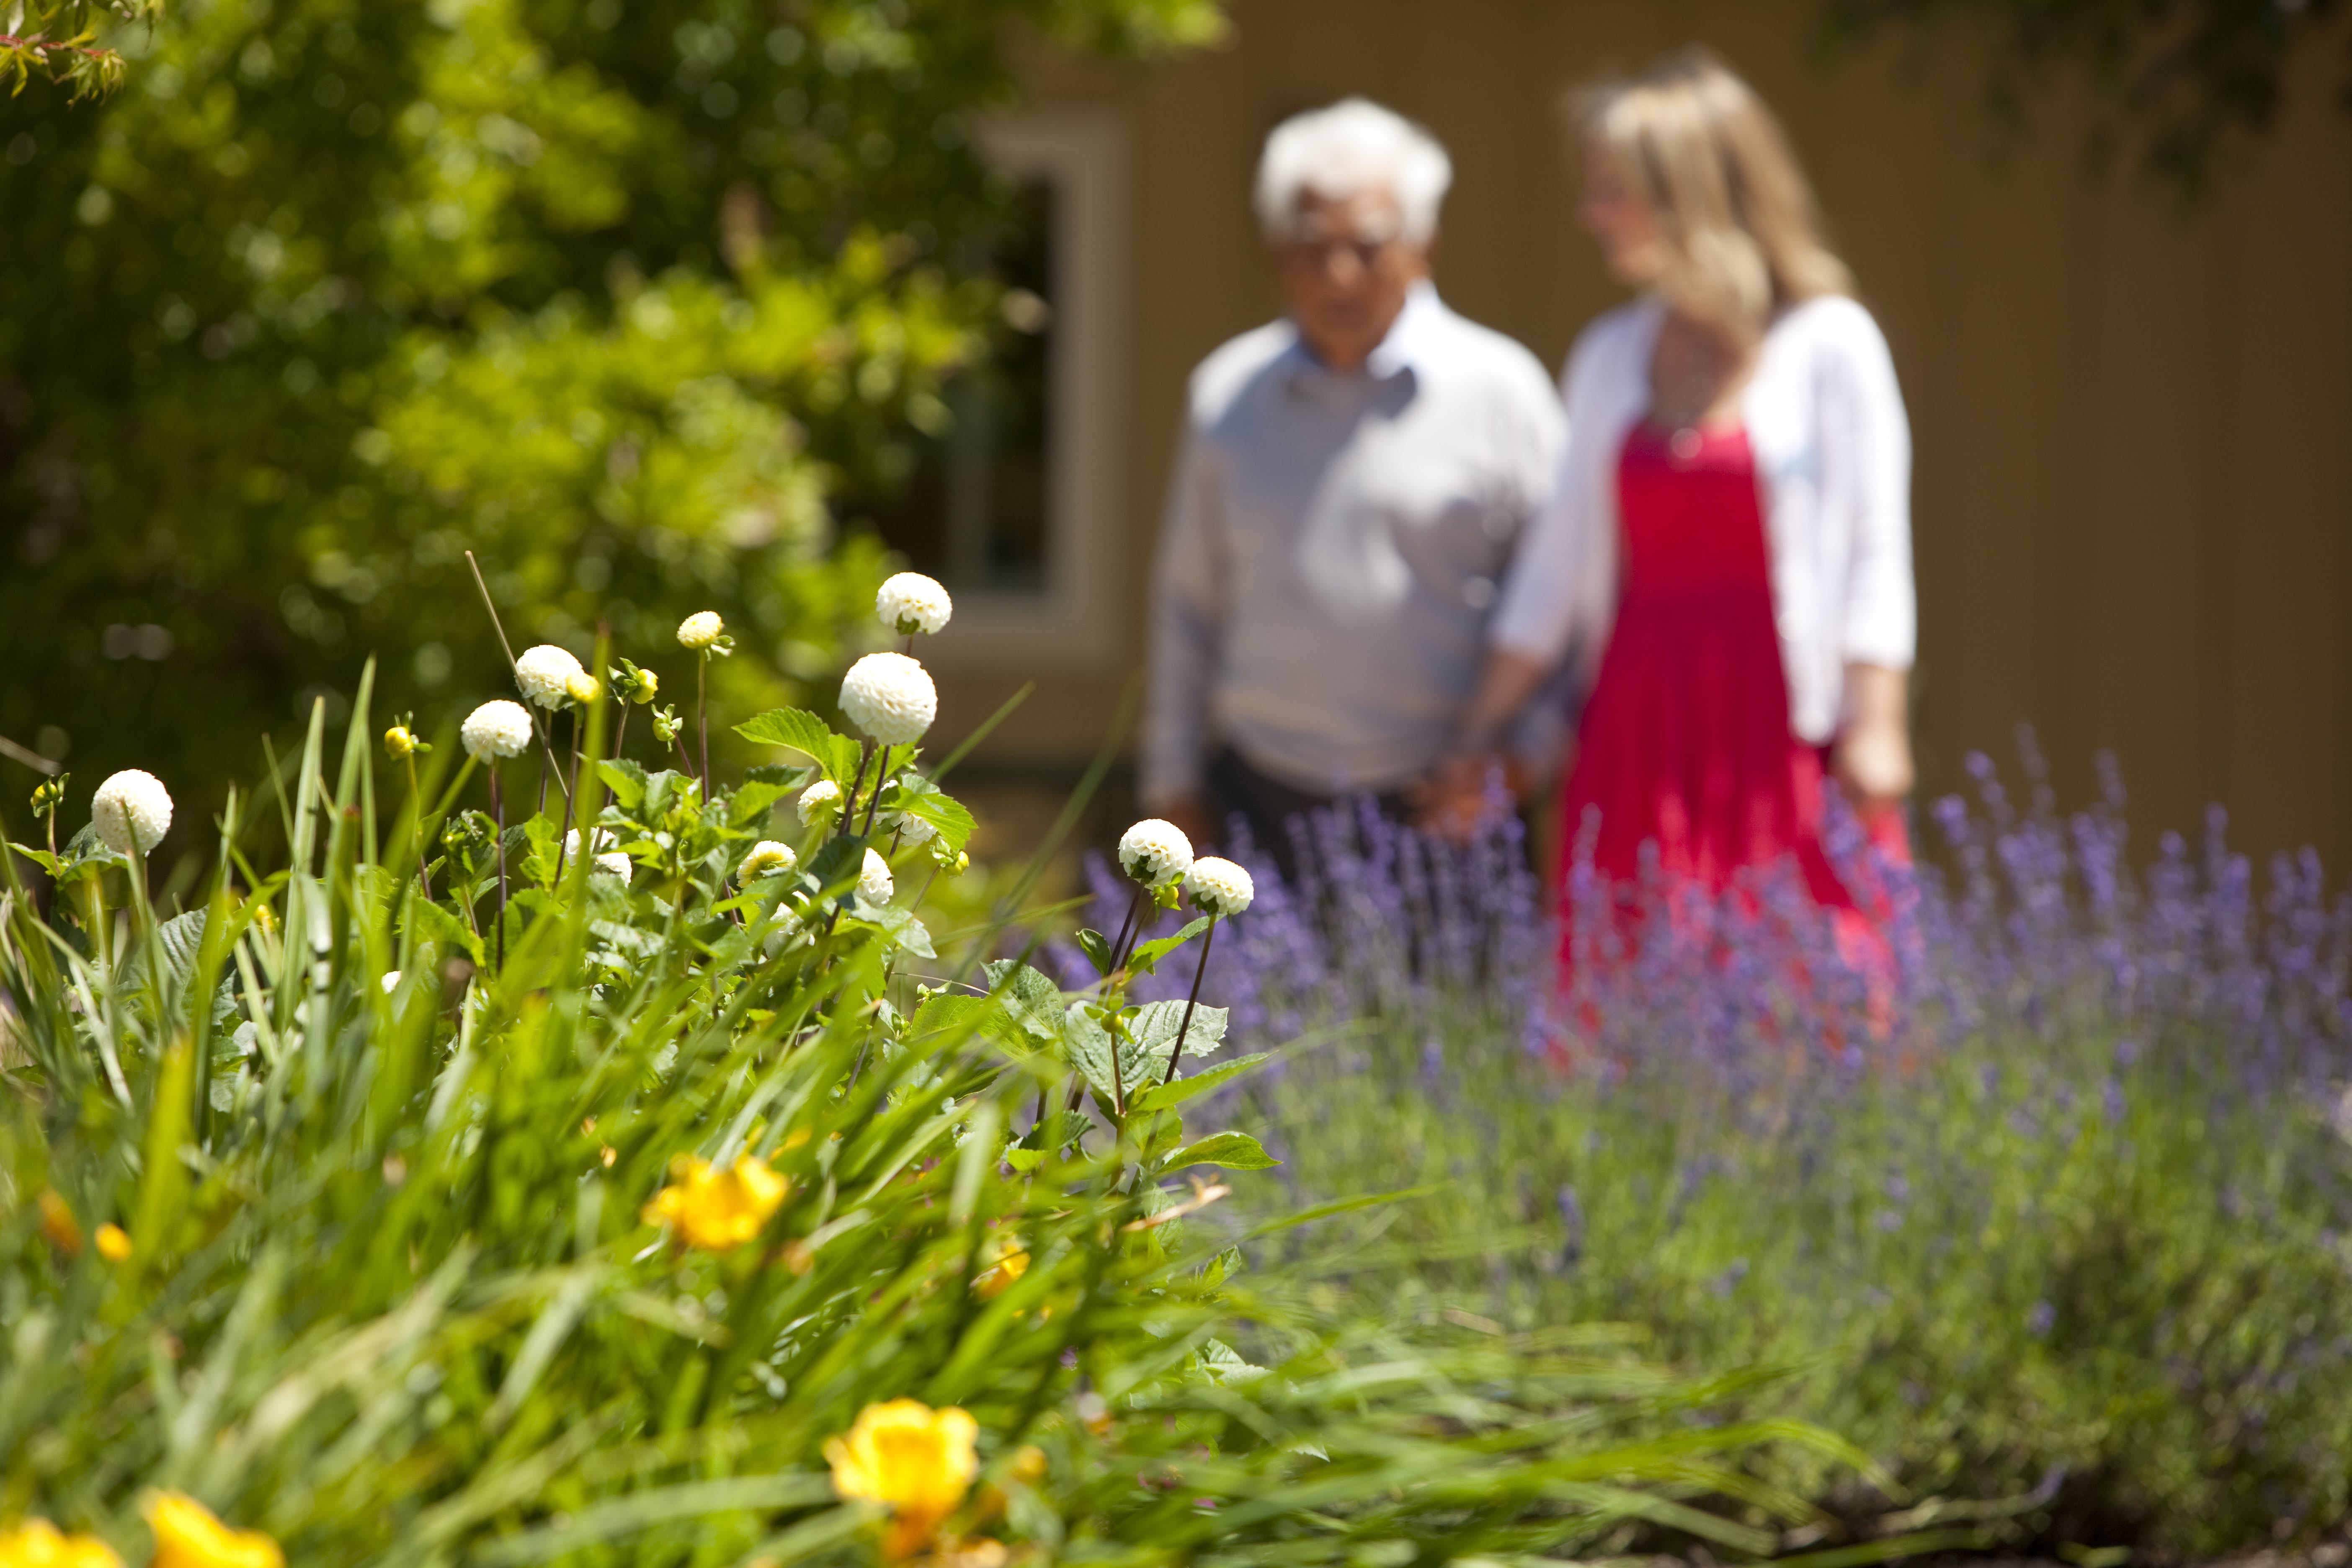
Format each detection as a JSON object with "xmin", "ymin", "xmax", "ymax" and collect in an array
[
  {"xmin": 461, "ymin": 700, "xmax": 535, "ymax": 762},
  {"xmin": 1183, "ymin": 856, "xmax": 1255, "ymax": 919},
  {"xmin": 514, "ymin": 644, "xmax": 586, "ymax": 709},
  {"xmin": 1117, "ymin": 818, "xmax": 1193, "ymax": 890},
  {"xmin": 838, "ymin": 652, "xmax": 937, "ymax": 746},
  {"xmin": 797, "ymin": 779, "xmax": 843, "ymax": 827},
  {"xmin": 740, "ymin": 840, "xmax": 797, "ymax": 880},
  {"xmin": 857, "ymin": 847, "xmax": 893, "ymax": 905},
  {"xmin": 895, "ymin": 811, "xmax": 937, "ymax": 847},
  {"xmin": 676, "ymin": 611, "xmax": 725, "ymax": 650},
  {"xmin": 91, "ymin": 769, "xmax": 173, "ymax": 856},
  {"xmin": 876, "ymin": 572, "xmax": 953, "ymax": 637},
  {"xmin": 562, "ymin": 828, "xmax": 633, "ymax": 883}
]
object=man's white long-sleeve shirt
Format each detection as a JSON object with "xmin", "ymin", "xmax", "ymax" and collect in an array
[{"xmin": 1143, "ymin": 285, "xmax": 1566, "ymax": 807}]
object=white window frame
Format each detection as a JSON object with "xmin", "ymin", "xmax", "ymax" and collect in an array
[{"xmin": 925, "ymin": 109, "xmax": 1129, "ymax": 670}]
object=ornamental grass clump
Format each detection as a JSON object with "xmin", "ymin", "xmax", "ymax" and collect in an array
[{"xmin": 0, "ymin": 582, "xmax": 1875, "ymax": 1567}]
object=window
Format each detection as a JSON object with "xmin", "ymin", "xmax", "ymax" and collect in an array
[{"xmin": 873, "ymin": 111, "xmax": 1127, "ymax": 668}]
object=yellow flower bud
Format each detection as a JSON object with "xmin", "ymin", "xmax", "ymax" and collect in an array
[
  {"xmin": 95, "ymin": 1223, "xmax": 132, "ymax": 1262},
  {"xmin": 383, "ymin": 725, "xmax": 418, "ymax": 760},
  {"xmin": 566, "ymin": 670, "xmax": 602, "ymax": 706},
  {"xmin": 634, "ymin": 668, "xmax": 659, "ymax": 703}
]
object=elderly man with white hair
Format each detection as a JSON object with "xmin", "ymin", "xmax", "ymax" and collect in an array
[{"xmin": 1142, "ymin": 98, "xmax": 1567, "ymax": 872}]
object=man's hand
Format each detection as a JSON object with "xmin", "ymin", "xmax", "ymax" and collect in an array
[{"xmin": 1411, "ymin": 753, "xmax": 1515, "ymax": 844}]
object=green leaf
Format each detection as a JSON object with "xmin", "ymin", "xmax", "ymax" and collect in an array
[
  {"xmin": 1162, "ymin": 1130, "xmax": 1278, "ymax": 1171},
  {"xmin": 980, "ymin": 961, "xmax": 1065, "ymax": 1050},
  {"xmin": 891, "ymin": 776, "xmax": 977, "ymax": 854},
  {"xmin": 1132, "ymin": 1052, "xmax": 1273, "ymax": 1113},
  {"xmin": 407, "ymin": 897, "xmax": 486, "ymax": 967},
  {"xmin": 1128, "ymin": 916, "xmax": 1210, "ymax": 976},
  {"xmin": 1075, "ymin": 928, "xmax": 1114, "ymax": 977},
  {"xmin": 727, "ymin": 779, "xmax": 792, "ymax": 829},
  {"xmin": 1062, "ymin": 999, "xmax": 1226, "ymax": 1106},
  {"xmin": 595, "ymin": 759, "xmax": 648, "ymax": 808},
  {"xmin": 735, "ymin": 708, "xmax": 861, "ymax": 785}
]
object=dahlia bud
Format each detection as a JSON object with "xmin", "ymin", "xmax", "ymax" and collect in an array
[
  {"xmin": 876, "ymin": 572, "xmax": 953, "ymax": 637},
  {"xmin": 460, "ymin": 700, "xmax": 534, "ymax": 763},
  {"xmin": 91, "ymin": 769, "xmax": 173, "ymax": 857},
  {"xmin": 1183, "ymin": 856, "xmax": 1255, "ymax": 919},
  {"xmin": 515, "ymin": 644, "xmax": 586, "ymax": 710},
  {"xmin": 838, "ymin": 652, "xmax": 937, "ymax": 747},
  {"xmin": 1117, "ymin": 818, "xmax": 1192, "ymax": 890},
  {"xmin": 677, "ymin": 611, "xmax": 732, "ymax": 654}
]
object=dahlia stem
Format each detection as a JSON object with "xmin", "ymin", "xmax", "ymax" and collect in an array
[
  {"xmin": 613, "ymin": 701, "xmax": 631, "ymax": 762},
  {"xmin": 491, "ymin": 766, "xmax": 507, "ymax": 972},
  {"xmin": 405, "ymin": 753, "xmax": 432, "ymax": 901},
  {"xmin": 1107, "ymin": 886, "xmax": 1145, "ymax": 976},
  {"xmin": 859, "ymin": 746, "xmax": 890, "ymax": 837},
  {"xmin": 557, "ymin": 707, "xmax": 580, "ymax": 880},
  {"xmin": 836, "ymin": 741, "xmax": 873, "ymax": 843},
  {"xmin": 1161, "ymin": 916, "xmax": 1217, "ymax": 1088},
  {"xmin": 695, "ymin": 655, "xmax": 711, "ymax": 804}
]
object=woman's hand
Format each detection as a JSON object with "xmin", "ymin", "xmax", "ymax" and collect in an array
[{"xmin": 1834, "ymin": 663, "xmax": 1914, "ymax": 813}]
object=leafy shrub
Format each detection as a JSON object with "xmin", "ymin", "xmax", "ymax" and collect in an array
[
  {"xmin": 1192, "ymin": 758, "xmax": 2352, "ymax": 1556},
  {"xmin": 0, "ymin": 0, "xmax": 1225, "ymax": 837}
]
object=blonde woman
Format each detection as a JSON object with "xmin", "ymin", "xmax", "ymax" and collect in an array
[{"xmin": 1441, "ymin": 50, "xmax": 1914, "ymax": 944}]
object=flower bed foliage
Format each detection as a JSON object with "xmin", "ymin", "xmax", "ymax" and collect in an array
[
  {"xmin": 0, "ymin": 589, "xmax": 1880, "ymax": 1566},
  {"xmin": 1172, "ymin": 762, "xmax": 2352, "ymax": 1558}
]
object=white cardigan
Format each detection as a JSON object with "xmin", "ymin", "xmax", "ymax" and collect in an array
[{"xmin": 1489, "ymin": 294, "xmax": 1915, "ymax": 745}]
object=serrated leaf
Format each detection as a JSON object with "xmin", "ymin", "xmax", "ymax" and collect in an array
[
  {"xmin": 894, "ymin": 782, "xmax": 975, "ymax": 855},
  {"xmin": 735, "ymin": 708, "xmax": 861, "ymax": 784},
  {"xmin": 1132, "ymin": 1051, "xmax": 1272, "ymax": 1113},
  {"xmin": 1063, "ymin": 998, "xmax": 1227, "ymax": 1107},
  {"xmin": 980, "ymin": 961, "xmax": 1065, "ymax": 1050},
  {"xmin": 849, "ymin": 905, "xmax": 934, "ymax": 959},
  {"xmin": 1163, "ymin": 1131, "xmax": 1278, "ymax": 1171}
]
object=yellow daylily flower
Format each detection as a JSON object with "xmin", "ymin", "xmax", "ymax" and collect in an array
[
  {"xmin": 825, "ymin": 1399, "xmax": 980, "ymax": 1560},
  {"xmin": 142, "ymin": 1493, "xmax": 282, "ymax": 1568},
  {"xmin": 973, "ymin": 1246, "xmax": 1028, "ymax": 1301},
  {"xmin": 640, "ymin": 1153, "xmax": 787, "ymax": 1251},
  {"xmin": 0, "ymin": 1516, "xmax": 124, "ymax": 1568}
]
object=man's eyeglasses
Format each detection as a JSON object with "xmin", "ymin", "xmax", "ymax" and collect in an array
[{"xmin": 1284, "ymin": 235, "xmax": 1400, "ymax": 273}]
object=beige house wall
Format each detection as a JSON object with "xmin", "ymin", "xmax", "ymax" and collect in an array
[{"xmin": 932, "ymin": 0, "xmax": 2352, "ymax": 874}]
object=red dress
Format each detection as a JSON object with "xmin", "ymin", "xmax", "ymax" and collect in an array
[{"xmin": 1558, "ymin": 422, "xmax": 1907, "ymax": 948}]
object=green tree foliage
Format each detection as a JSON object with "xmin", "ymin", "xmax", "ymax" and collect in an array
[
  {"xmin": 1818, "ymin": 0, "xmax": 2351, "ymax": 195},
  {"xmin": 0, "ymin": 0, "xmax": 162, "ymax": 100},
  {"xmin": 0, "ymin": 0, "xmax": 1225, "ymax": 856}
]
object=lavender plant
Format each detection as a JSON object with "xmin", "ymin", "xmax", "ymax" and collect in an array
[{"xmin": 1163, "ymin": 747, "xmax": 2352, "ymax": 1555}]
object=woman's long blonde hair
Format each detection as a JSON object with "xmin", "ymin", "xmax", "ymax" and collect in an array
[{"xmin": 1575, "ymin": 50, "xmax": 1852, "ymax": 343}]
